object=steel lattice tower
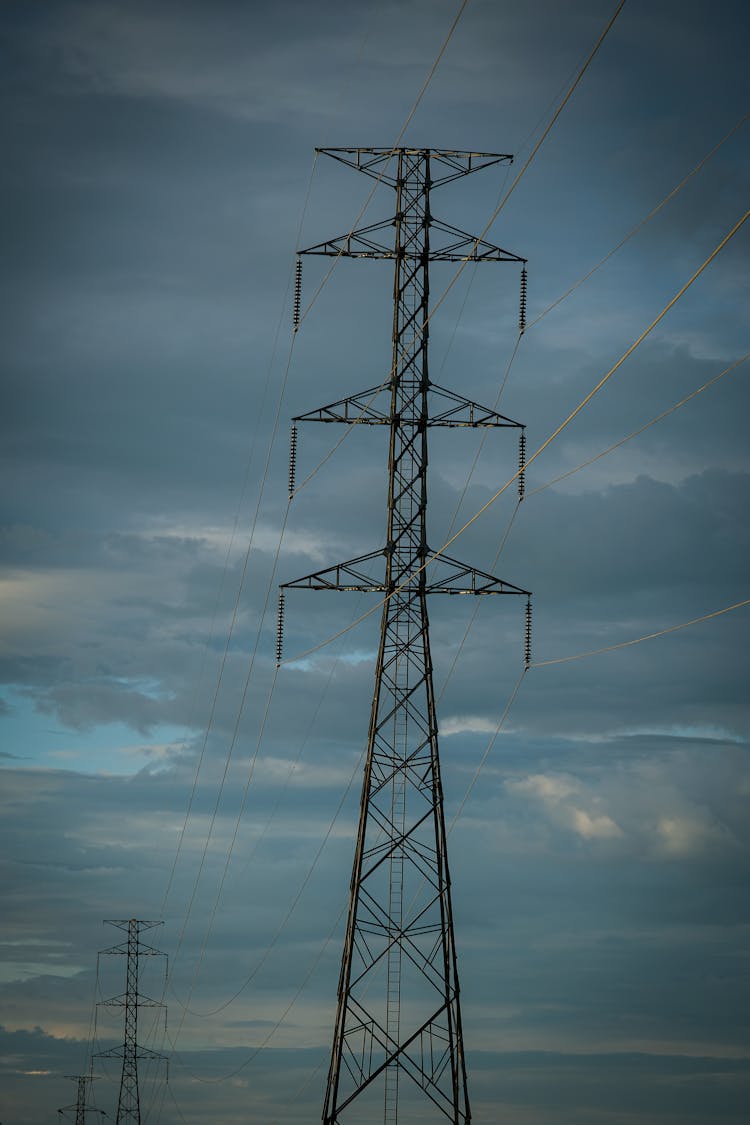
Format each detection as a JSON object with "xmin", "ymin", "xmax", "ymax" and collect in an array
[
  {"xmin": 95, "ymin": 919, "xmax": 167, "ymax": 1125},
  {"xmin": 282, "ymin": 148, "xmax": 530, "ymax": 1125},
  {"xmin": 57, "ymin": 1074, "xmax": 105, "ymax": 1125}
]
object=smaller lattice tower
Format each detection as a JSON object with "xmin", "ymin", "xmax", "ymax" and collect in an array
[
  {"xmin": 57, "ymin": 1074, "xmax": 106, "ymax": 1124},
  {"xmin": 95, "ymin": 919, "xmax": 167, "ymax": 1125}
]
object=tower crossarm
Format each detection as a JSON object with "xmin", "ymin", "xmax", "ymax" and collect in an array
[
  {"xmin": 100, "ymin": 942, "xmax": 164, "ymax": 957},
  {"xmin": 282, "ymin": 550, "xmax": 528, "ymax": 597},
  {"xmin": 99, "ymin": 991, "xmax": 166, "ymax": 1009},
  {"xmin": 315, "ymin": 147, "xmax": 513, "ymax": 187},
  {"xmin": 294, "ymin": 384, "xmax": 523, "ymax": 428},
  {"xmin": 96, "ymin": 1044, "xmax": 166, "ymax": 1062},
  {"xmin": 300, "ymin": 217, "xmax": 523, "ymax": 263}
]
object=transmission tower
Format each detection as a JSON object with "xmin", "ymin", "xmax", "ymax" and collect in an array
[
  {"xmin": 281, "ymin": 148, "xmax": 531, "ymax": 1125},
  {"xmin": 95, "ymin": 919, "xmax": 167, "ymax": 1125},
  {"xmin": 57, "ymin": 1074, "xmax": 106, "ymax": 1125}
]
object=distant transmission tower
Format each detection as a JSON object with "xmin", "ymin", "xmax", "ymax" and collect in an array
[
  {"xmin": 57, "ymin": 1074, "xmax": 106, "ymax": 1124},
  {"xmin": 95, "ymin": 919, "xmax": 167, "ymax": 1125},
  {"xmin": 281, "ymin": 148, "xmax": 531, "ymax": 1124}
]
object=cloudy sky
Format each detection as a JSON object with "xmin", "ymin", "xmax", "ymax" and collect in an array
[{"xmin": 1, "ymin": 0, "xmax": 749, "ymax": 1122}]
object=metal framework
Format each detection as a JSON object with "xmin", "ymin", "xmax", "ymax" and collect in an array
[
  {"xmin": 57, "ymin": 1074, "xmax": 106, "ymax": 1125},
  {"xmin": 283, "ymin": 147, "xmax": 530, "ymax": 1125},
  {"xmin": 95, "ymin": 919, "xmax": 167, "ymax": 1125}
]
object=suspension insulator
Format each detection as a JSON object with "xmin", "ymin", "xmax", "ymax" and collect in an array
[
  {"xmin": 519, "ymin": 265, "xmax": 528, "ymax": 335},
  {"xmin": 524, "ymin": 597, "xmax": 532, "ymax": 668},
  {"xmin": 288, "ymin": 424, "xmax": 298, "ymax": 500},
  {"xmin": 518, "ymin": 429, "xmax": 526, "ymax": 502},
  {"xmin": 293, "ymin": 257, "xmax": 302, "ymax": 330},
  {"xmin": 276, "ymin": 591, "xmax": 285, "ymax": 668}
]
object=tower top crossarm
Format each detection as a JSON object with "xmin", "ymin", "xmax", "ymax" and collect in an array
[
  {"xmin": 315, "ymin": 146, "xmax": 513, "ymax": 186},
  {"xmin": 100, "ymin": 919, "xmax": 165, "ymax": 959}
]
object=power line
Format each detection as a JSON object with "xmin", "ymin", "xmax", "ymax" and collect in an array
[
  {"xmin": 160, "ymin": 152, "xmax": 320, "ymax": 924},
  {"xmin": 530, "ymin": 598, "xmax": 750, "ymax": 669},
  {"xmin": 175, "ymin": 732, "xmax": 367, "ymax": 1020},
  {"xmin": 437, "ymin": 109, "xmax": 750, "ymax": 525},
  {"xmin": 529, "ymin": 352, "xmax": 749, "ymax": 496},
  {"xmin": 425, "ymin": 0, "xmax": 627, "ymax": 328},
  {"xmin": 168, "ymin": 602, "xmax": 366, "ymax": 1021},
  {"xmin": 164, "ymin": 329, "xmax": 299, "ymax": 979},
  {"xmin": 298, "ymin": 0, "xmax": 472, "ymax": 328},
  {"xmin": 165, "ymin": 897, "xmax": 348, "ymax": 1085},
  {"xmin": 525, "ymin": 109, "xmax": 750, "ymax": 332}
]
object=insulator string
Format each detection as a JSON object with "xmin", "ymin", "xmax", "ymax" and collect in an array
[
  {"xmin": 519, "ymin": 265, "xmax": 527, "ymax": 334},
  {"xmin": 293, "ymin": 257, "xmax": 302, "ymax": 331},
  {"xmin": 518, "ymin": 428, "xmax": 526, "ymax": 502},
  {"xmin": 276, "ymin": 592, "xmax": 285, "ymax": 668},
  {"xmin": 288, "ymin": 425, "xmax": 298, "ymax": 500},
  {"xmin": 524, "ymin": 597, "xmax": 532, "ymax": 668}
]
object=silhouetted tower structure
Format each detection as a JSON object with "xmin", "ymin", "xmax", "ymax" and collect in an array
[
  {"xmin": 57, "ymin": 1074, "xmax": 105, "ymax": 1125},
  {"xmin": 282, "ymin": 148, "xmax": 531, "ymax": 1125},
  {"xmin": 95, "ymin": 919, "xmax": 167, "ymax": 1125}
]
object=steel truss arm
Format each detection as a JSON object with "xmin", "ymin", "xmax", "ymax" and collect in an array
[
  {"xmin": 282, "ymin": 549, "xmax": 529, "ymax": 597},
  {"xmin": 429, "ymin": 220, "xmax": 525, "ymax": 263},
  {"xmin": 424, "ymin": 553, "xmax": 529, "ymax": 595},
  {"xmin": 97, "ymin": 1043, "xmax": 167, "ymax": 1063},
  {"xmin": 294, "ymin": 382, "xmax": 523, "ymax": 428},
  {"xmin": 100, "ymin": 991, "xmax": 165, "ymax": 1009},
  {"xmin": 301, "ymin": 216, "xmax": 523, "ymax": 263},
  {"xmin": 425, "ymin": 383, "xmax": 523, "ymax": 428},
  {"xmin": 315, "ymin": 147, "xmax": 513, "ymax": 187},
  {"xmin": 282, "ymin": 549, "xmax": 387, "ymax": 592},
  {"xmin": 294, "ymin": 384, "xmax": 391, "ymax": 425}
]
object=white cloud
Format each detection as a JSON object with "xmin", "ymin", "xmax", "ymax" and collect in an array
[
  {"xmin": 656, "ymin": 813, "xmax": 734, "ymax": 858},
  {"xmin": 571, "ymin": 807, "xmax": 622, "ymax": 840},
  {"xmin": 507, "ymin": 772, "xmax": 578, "ymax": 802},
  {"xmin": 441, "ymin": 713, "xmax": 499, "ymax": 736}
]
